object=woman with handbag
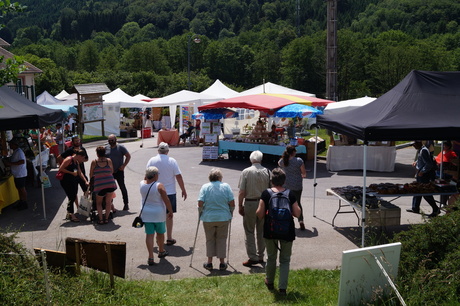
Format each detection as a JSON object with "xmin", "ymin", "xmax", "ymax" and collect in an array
[
  {"xmin": 140, "ymin": 166, "xmax": 173, "ymax": 266},
  {"xmin": 89, "ymin": 146, "xmax": 118, "ymax": 225},
  {"xmin": 58, "ymin": 150, "xmax": 88, "ymax": 222}
]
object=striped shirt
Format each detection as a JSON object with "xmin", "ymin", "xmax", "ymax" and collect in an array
[{"xmin": 93, "ymin": 159, "xmax": 117, "ymax": 193}]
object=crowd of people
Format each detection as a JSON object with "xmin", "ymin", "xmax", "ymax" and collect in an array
[
  {"xmin": 7, "ymin": 129, "xmax": 460, "ymax": 296},
  {"xmin": 45, "ymin": 138, "xmax": 302, "ymax": 295}
]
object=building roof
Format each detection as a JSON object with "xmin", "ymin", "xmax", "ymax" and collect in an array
[
  {"xmin": 0, "ymin": 38, "xmax": 10, "ymax": 47},
  {"xmin": 0, "ymin": 46, "xmax": 42, "ymax": 74},
  {"xmin": 72, "ymin": 83, "xmax": 111, "ymax": 95}
]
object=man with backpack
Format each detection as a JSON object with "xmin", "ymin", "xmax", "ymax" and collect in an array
[
  {"xmin": 256, "ymin": 167, "xmax": 301, "ymax": 296},
  {"xmin": 238, "ymin": 150, "xmax": 271, "ymax": 267}
]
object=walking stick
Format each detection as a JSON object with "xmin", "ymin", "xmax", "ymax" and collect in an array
[
  {"xmin": 227, "ymin": 219, "xmax": 232, "ymax": 265},
  {"xmin": 189, "ymin": 213, "xmax": 201, "ymax": 267}
]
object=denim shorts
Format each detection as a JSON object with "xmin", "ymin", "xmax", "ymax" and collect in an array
[{"xmin": 167, "ymin": 194, "xmax": 177, "ymax": 213}]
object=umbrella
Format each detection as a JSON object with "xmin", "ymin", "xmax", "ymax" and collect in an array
[
  {"xmin": 192, "ymin": 108, "xmax": 238, "ymax": 120},
  {"xmin": 275, "ymin": 103, "xmax": 323, "ymax": 118},
  {"xmin": 199, "ymin": 93, "xmax": 335, "ymax": 113}
]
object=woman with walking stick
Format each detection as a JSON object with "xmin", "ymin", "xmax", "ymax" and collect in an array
[{"xmin": 198, "ymin": 168, "xmax": 235, "ymax": 271}]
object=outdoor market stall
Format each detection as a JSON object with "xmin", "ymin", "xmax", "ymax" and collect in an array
[
  {"xmin": 199, "ymin": 95, "xmax": 333, "ymax": 162},
  {"xmin": 327, "ymin": 183, "xmax": 457, "ymax": 227},
  {"xmin": 317, "ymin": 70, "xmax": 460, "ymax": 246},
  {"xmin": 0, "ymin": 86, "xmax": 64, "ymax": 218}
]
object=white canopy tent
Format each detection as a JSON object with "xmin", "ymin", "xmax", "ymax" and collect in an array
[
  {"xmin": 133, "ymin": 93, "xmax": 155, "ymax": 102},
  {"xmin": 201, "ymin": 79, "xmax": 239, "ymax": 98},
  {"xmin": 149, "ymin": 90, "xmax": 221, "ymax": 132},
  {"xmin": 55, "ymin": 90, "xmax": 69, "ymax": 100},
  {"xmin": 238, "ymin": 82, "xmax": 316, "ymax": 97},
  {"xmin": 85, "ymin": 88, "xmax": 149, "ymax": 136},
  {"xmin": 324, "ymin": 96, "xmax": 376, "ymax": 115},
  {"xmin": 55, "ymin": 93, "xmax": 79, "ymax": 106},
  {"xmin": 37, "ymin": 91, "xmax": 63, "ymax": 105}
]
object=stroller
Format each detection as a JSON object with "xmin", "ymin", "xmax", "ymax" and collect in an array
[{"xmin": 88, "ymin": 178, "xmax": 114, "ymax": 223}]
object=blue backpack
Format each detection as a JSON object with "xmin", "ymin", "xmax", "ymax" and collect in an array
[{"xmin": 265, "ymin": 189, "xmax": 295, "ymax": 241}]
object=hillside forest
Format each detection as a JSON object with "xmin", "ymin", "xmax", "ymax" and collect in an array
[{"xmin": 2, "ymin": 0, "xmax": 460, "ymax": 100}]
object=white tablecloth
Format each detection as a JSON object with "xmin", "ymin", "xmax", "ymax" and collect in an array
[{"xmin": 326, "ymin": 146, "xmax": 396, "ymax": 172}]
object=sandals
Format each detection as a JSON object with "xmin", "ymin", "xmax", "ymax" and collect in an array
[
  {"xmin": 158, "ymin": 251, "xmax": 169, "ymax": 258},
  {"xmin": 166, "ymin": 239, "xmax": 176, "ymax": 246},
  {"xmin": 148, "ymin": 258, "xmax": 154, "ymax": 266},
  {"xmin": 97, "ymin": 219, "xmax": 105, "ymax": 225},
  {"xmin": 66, "ymin": 213, "xmax": 80, "ymax": 223}
]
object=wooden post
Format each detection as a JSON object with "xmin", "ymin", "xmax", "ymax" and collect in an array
[
  {"xmin": 74, "ymin": 241, "xmax": 81, "ymax": 275},
  {"xmin": 106, "ymin": 245, "xmax": 115, "ymax": 290}
]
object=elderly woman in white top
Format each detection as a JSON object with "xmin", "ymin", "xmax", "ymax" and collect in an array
[
  {"xmin": 198, "ymin": 168, "xmax": 235, "ymax": 271},
  {"xmin": 140, "ymin": 166, "xmax": 173, "ymax": 266}
]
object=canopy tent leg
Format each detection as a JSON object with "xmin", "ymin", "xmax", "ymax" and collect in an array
[
  {"xmin": 361, "ymin": 144, "xmax": 367, "ymax": 247},
  {"xmin": 313, "ymin": 126, "xmax": 318, "ymax": 217},
  {"xmin": 38, "ymin": 136, "xmax": 46, "ymax": 220}
]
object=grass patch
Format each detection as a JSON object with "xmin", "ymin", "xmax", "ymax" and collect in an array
[{"xmin": 0, "ymin": 231, "xmax": 340, "ymax": 305}]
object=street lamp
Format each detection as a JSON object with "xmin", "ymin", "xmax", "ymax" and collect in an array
[{"xmin": 187, "ymin": 34, "xmax": 201, "ymax": 91}]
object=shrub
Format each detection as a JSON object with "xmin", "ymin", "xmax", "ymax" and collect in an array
[{"xmin": 392, "ymin": 210, "xmax": 460, "ymax": 304}]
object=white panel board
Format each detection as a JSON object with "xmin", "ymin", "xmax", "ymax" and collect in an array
[{"xmin": 338, "ymin": 242, "xmax": 402, "ymax": 306}]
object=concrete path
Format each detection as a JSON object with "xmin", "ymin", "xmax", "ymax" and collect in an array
[{"xmin": 1, "ymin": 134, "xmax": 432, "ymax": 280}]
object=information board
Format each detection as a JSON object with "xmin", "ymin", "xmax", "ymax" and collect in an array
[
  {"xmin": 202, "ymin": 146, "xmax": 218, "ymax": 160},
  {"xmin": 82, "ymin": 102, "xmax": 103, "ymax": 122}
]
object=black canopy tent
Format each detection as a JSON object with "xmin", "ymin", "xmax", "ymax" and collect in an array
[
  {"xmin": 316, "ymin": 70, "xmax": 460, "ymax": 247},
  {"xmin": 0, "ymin": 85, "xmax": 64, "ymax": 130},
  {"xmin": 0, "ymin": 85, "xmax": 65, "ymax": 219},
  {"xmin": 317, "ymin": 70, "xmax": 460, "ymax": 141}
]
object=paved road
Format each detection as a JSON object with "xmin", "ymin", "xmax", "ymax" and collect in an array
[{"xmin": 1, "ymin": 134, "xmax": 430, "ymax": 280}]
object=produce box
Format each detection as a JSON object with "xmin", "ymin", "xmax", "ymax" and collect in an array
[{"xmin": 366, "ymin": 201, "xmax": 401, "ymax": 227}]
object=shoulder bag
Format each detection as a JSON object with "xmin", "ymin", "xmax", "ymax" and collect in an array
[{"xmin": 132, "ymin": 182, "xmax": 155, "ymax": 228}]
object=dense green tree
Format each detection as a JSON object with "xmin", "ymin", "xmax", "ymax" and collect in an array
[
  {"xmin": 77, "ymin": 40, "xmax": 99, "ymax": 72},
  {"xmin": 203, "ymin": 38, "xmax": 254, "ymax": 87},
  {"xmin": 120, "ymin": 41, "xmax": 171, "ymax": 75},
  {"xmin": 280, "ymin": 36, "xmax": 316, "ymax": 93},
  {"xmin": 115, "ymin": 21, "xmax": 141, "ymax": 48}
]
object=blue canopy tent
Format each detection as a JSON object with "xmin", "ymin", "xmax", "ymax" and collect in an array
[
  {"xmin": 274, "ymin": 103, "xmax": 323, "ymax": 118},
  {"xmin": 192, "ymin": 108, "xmax": 238, "ymax": 120}
]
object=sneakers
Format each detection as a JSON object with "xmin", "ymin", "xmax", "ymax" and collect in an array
[
  {"xmin": 242, "ymin": 259, "xmax": 259, "ymax": 267},
  {"xmin": 148, "ymin": 258, "xmax": 154, "ymax": 266},
  {"xmin": 406, "ymin": 209, "xmax": 420, "ymax": 214},
  {"xmin": 123, "ymin": 204, "xmax": 130, "ymax": 211},
  {"xmin": 278, "ymin": 289, "xmax": 287, "ymax": 296},
  {"xmin": 203, "ymin": 263, "xmax": 213, "ymax": 270}
]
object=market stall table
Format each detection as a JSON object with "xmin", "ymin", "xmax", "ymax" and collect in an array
[
  {"xmin": 0, "ymin": 175, "xmax": 19, "ymax": 213},
  {"xmin": 326, "ymin": 145, "xmax": 396, "ymax": 172},
  {"xmin": 157, "ymin": 130, "xmax": 179, "ymax": 146},
  {"xmin": 326, "ymin": 188, "xmax": 458, "ymax": 227},
  {"xmin": 219, "ymin": 141, "xmax": 306, "ymax": 160}
]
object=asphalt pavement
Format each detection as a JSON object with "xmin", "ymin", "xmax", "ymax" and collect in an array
[{"xmin": 1, "ymin": 133, "xmax": 430, "ymax": 280}]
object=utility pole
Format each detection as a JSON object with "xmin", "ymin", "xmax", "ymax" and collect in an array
[
  {"xmin": 326, "ymin": 0, "xmax": 338, "ymax": 101},
  {"xmin": 296, "ymin": 0, "xmax": 300, "ymax": 37}
]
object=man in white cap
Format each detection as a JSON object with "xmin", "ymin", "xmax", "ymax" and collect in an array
[{"xmin": 146, "ymin": 142, "xmax": 187, "ymax": 245}]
